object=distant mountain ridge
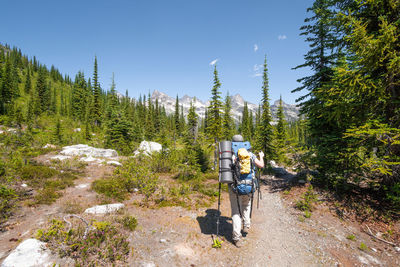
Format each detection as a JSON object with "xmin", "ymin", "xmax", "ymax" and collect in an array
[{"xmin": 150, "ymin": 90, "xmax": 300, "ymax": 122}]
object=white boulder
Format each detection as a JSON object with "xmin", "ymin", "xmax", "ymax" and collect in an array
[
  {"xmin": 84, "ymin": 203, "xmax": 125, "ymax": 214},
  {"xmin": 1, "ymin": 239, "xmax": 53, "ymax": 267},
  {"xmin": 43, "ymin": 144, "xmax": 56, "ymax": 149},
  {"xmin": 50, "ymin": 155, "xmax": 72, "ymax": 161},
  {"xmin": 60, "ymin": 144, "xmax": 118, "ymax": 158},
  {"xmin": 80, "ymin": 156, "xmax": 103, "ymax": 164},
  {"xmin": 107, "ymin": 160, "xmax": 122, "ymax": 166},
  {"xmin": 134, "ymin": 141, "xmax": 162, "ymax": 156},
  {"xmin": 269, "ymin": 160, "xmax": 279, "ymax": 168}
]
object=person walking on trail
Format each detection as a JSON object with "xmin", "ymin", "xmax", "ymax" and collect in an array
[{"xmin": 229, "ymin": 134, "xmax": 264, "ymax": 247}]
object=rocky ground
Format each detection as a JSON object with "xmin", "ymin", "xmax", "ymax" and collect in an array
[{"xmin": 0, "ymin": 150, "xmax": 399, "ymax": 266}]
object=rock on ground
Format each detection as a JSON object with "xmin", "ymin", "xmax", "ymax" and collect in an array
[
  {"xmin": 107, "ymin": 160, "xmax": 122, "ymax": 166},
  {"xmin": 1, "ymin": 239, "xmax": 54, "ymax": 267},
  {"xmin": 84, "ymin": 203, "xmax": 125, "ymax": 214},
  {"xmin": 60, "ymin": 144, "xmax": 118, "ymax": 158},
  {"xmin": 134, "ymin": 141, "xmax": 162, "ymax": 156}
]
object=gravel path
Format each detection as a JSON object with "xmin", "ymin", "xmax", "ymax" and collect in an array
[{"xmin": 230, "ymin": 174, "xmax": 327, "ymax": 266}]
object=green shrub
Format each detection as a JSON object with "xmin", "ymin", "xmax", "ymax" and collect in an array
[
  {"xmin": 20, "ymin": 165, "xmax": 58, "ymax": 184},
  {"xmin": 20, "ymin": 164, "xmax": 77, "ymax": 205},
  {"xmin": 37, "ymin": 219, "xmax": 130, "ymax": 265},
  {"xmin": 0, "ymin": 185, "xmax": 17, "ymax": 223},
  {"xmin": 304, "ymin": 210, "xmax": 312, "ymax": 218},
  {"xmin": 92, "ymin": 177, "xmax": 128, "ymax": 201},
  {"xmin": 93, "ymin": 158, "xmax": 158, "ymax": 201},
  {"xmin": 385, "ymin": 182, "xmax": 400, "ymax": 208},
  {"xmin": 0, "ymin": 160, "xmax": 6, "ymax": 177},
  {"xmin": 118, "ymin": 215, "xmax": 138, "ymax": 231},
  {"xmin": 176, "ymin": 163, "xmax": 200, "ymax": 181},
  {"xmin": 346, "ymin": 234, "xmax": 356, "ymax": 241},
  {"xmin": 295, "ymin": 184, "xmax": 318, "ymax": 212},
  {"xmin": 359, "ymin": 242, "xmax": 368, "ymax": 251},
  {"xmin": 34, "ymin": 187, "xmax": 61, "ymax": 205}
]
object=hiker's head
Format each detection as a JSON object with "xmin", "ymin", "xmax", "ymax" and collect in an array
[{"xmin": 232, "ymin": 134, "xmax": 244, "ymax": 142}]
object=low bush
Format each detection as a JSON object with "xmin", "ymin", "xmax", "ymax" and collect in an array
[
  {"xmin": 37, "ymin": 219, "xmax": 130, "ymax": 266},
  {"xmin": 118, "ymin": 215, "xmax": 138, "ymax": 231},
  {"xmin": 93, "ymin": 158, "xmax": 158, "ymax": 201},
  {"xmin": 295, "ymin": 184, "xmax": 318, "ymax": 212},
  {"xmin": 0, "ymin": 185, "xmax": 18, "ymax": 224},
  {"xmin": 20, "ymin": 164, "xmax": 78, "ymax": 205}
]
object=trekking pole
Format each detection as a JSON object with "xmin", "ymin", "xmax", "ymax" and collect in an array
[
  {"xmin": 216, "ymin": 182, "xmax": 221, "ymax": 237},
  {"xmin": 250, "ymin": 181, "xmax": 254, "ymax": 218},
  {"xmin": 212, "ymin": 182, "xmax": 223, "ymax": 248},
  {"xmin": 257, "ymin": 167, "xmax": 262, "ymax": 209}
]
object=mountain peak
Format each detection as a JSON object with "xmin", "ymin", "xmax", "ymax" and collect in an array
[
  {"xmin": 231, "ymin": 94, "xmax": 244, "ymax": 104},
  {"xmin": 148, "ymin": 90, "xmax": 299, "ymax": 122}
]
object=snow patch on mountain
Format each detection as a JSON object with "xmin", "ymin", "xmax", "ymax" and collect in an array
[{"xmin": 150, "ymin": 90, "xmax": 299, "ymax": 122}]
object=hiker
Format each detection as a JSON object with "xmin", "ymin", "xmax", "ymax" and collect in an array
[{"xmin": 229, "ymin": 134, "xmax": 264, "ymax": 247}]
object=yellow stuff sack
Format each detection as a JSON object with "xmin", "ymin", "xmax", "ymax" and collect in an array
[{"xmin": 238, "ymin": 148, "xmax": 251, "ymax": 174}]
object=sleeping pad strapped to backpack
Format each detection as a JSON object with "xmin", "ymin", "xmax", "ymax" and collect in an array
[{"xmin": 232, "ymin": 141, "xmax": 254, "ymax": 195}]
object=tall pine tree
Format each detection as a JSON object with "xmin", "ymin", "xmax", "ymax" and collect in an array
[
  {"xmin": 92, "ymin": 56, "xmax": 102, "ymax": 126},
  {"xmin": 207, "ymin": 65, "xmax": 223, "ymax": 142},
  {"xmin": 222, "ymin": 92, "xmax": 234, "ymax": 140},
  {"xmin": 255, "ymin": 56, "xmax": 274, "ymax": 160}
]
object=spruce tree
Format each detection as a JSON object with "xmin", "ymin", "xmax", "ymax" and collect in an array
[
  {"xmin": 187, "ymin": 100, "xmax": 198, "ymax": 143},
  {"xmin": 207, "ymin": 65, "xmax": 223, "ymax": 142},
  {"xmin": 241, "ymin": 102, "xmax": 253, "ymax": 141},
  {"xmin": 71, "ymin": 71, "xmax": 87, "ymax": 121},
  {"xmin": 0, "ymin": 57, "xmax": 13, "ymax": 114},
  {"xmin": 35, "ymin": 67, "xmax": 49, "ymax": 114},
  {"xmin": 92, "ymin": 56, "xmax": 102, "ymax": 126},
  {"xmin": 104, "ymin": 78, "xmax": 133, "ymax": 153},
  {"xmin": 320, "ymin": 0, "xmax": 400, "ymax": 195},
  {"xmin": 24, "ymin": 69, "xmax": 32, "ymax": 94},
  {"xmin": 174, "ymin": 95, "xmax": 180, "ymax": 134},
  {"xmin": 275, "ymin": 96, "xmax": 287, "ymax": 163},
  {"xmin": 255, "ymin": 56, "xmax": 274, "ymax": 159},
  {"xmin": 222, "ymin": 92, "xmax": 234, "ymax": 140},
  {"xmin": 53, "ymin": 118, "xmax": 63, "ymax": 145},
  {"xmin": 292, "ymin": 0, "xmax": 342, "ymax": 171}
]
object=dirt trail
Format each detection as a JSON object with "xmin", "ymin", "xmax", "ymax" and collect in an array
[{"xmin": 1, "ymin": 160, "xmax": 398, "ymax": 266}]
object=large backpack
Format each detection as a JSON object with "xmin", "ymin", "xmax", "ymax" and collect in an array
[{"xmin": 231, "ymin": 141, "xmax": 254, "ymax": 195}]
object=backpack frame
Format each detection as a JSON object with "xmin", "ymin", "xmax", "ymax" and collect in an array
[{"xmin": 231, "ymin": 141, "xmax": 255, "ymax": 195}]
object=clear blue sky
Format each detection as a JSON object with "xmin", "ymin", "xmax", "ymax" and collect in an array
[{"xmin": 1, "ymin": 0, "xmax": 314, "ymax": 105}]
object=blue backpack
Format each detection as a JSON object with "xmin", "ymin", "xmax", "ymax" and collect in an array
[{"xmin": 231, "ymin": 141, "xmax": 254, "ymax": 195}]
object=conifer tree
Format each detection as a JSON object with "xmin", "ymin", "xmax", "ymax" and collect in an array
[
  {"xmin": 71, "ymin": 71, "xmax": 87, "ymax": 121},
  {"xmin": 35, "ymin": 67, "xmax": 49, "ymax": 114},
  {"xmin": 49, "ymin": 82, "xmax": 57, "ymax": 114},
  {"xmin": 24, "ymin": 69, "xmax": 32, "ymax": 94},
  {"xmin": 104, "ymin": 78, "xmax": 133, "ymax": 153},
  {"xmin": 179, "ymin": 105, "xmax": 185, "ymax": 133},
  {"xmin": 255, "ymin": 56, "xmax": 274, "ymax": 159},
  {"xmin": 207, "ymin": 65, "xmax": 223, "ymax": 142},
  {"xmin": 174, "ymin": 95, "xmax": 180, "ymax": 134},
  {"xmin": 92, "ymin": 56, "xmax": 102, "ymax": 126},
  {"xmin": 292, "ymin": 0, "xmax": 342, "ymax": 169},
  {"xmin": 275, "ymin": 96, "xmax": 287, "ymax": 163},
  {"xmin": 0, "ymin": 57, "xmax": 13, "ymax": 114},
  {"xmin": 53, "ymin": 118, "xmax": 63, "ymax": 145},
  {"xmin": 187, "ymin": 100, "xmax": 198, "ymax": 143},
  {"xmin": 222, "ymin": 92, "xmax": 234, "ymax": 140},
  {"xmin": 241, "ymin": 102, "xmax": 252, "ymax": 141}
]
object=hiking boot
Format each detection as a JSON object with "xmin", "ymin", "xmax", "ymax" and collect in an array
[
  {"xmin": 233, "ymin": 239, "xmax": 242, "ymax": 248},
  {"xmin": 242, "ymin": 227, "xmax": 250, "ymax": 237}
]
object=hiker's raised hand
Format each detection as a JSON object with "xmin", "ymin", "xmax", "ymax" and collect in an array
[{"xmin": 259, "ymin": 151, "xmax": 264, "ymax": 159}]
